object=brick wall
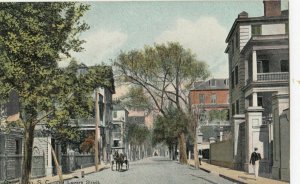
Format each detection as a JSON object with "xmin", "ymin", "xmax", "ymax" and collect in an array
[{"xmin": 189, "ymin": 89, "xmax": 229, "ymax": 108}]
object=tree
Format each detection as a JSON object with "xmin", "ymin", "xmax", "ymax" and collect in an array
[
  {"xmin": 114, "ymin": 42, "xmax": 210, "ymax": 164},
  {"xmin": 152, "ymin": 106, "xmax": 188, "ymax": 160},
  {"xmin": 0, "ymin": 3, "xmax": 95, "ymax": 183},
  {"xmin": 127, "ymin": 123, "xmax": 150, "ymax": 160},
  {"xmin": 119, "ymin": 86, "xmax": 153, "ymax": 112}
]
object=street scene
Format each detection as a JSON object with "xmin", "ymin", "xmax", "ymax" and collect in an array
[
  {"xmin": 0, "ymin": 0, "xmax": 294, "ymax": 184},
  {"xmin": 69, "ymin": 157, "xmax": 234, "ymax": 184}
]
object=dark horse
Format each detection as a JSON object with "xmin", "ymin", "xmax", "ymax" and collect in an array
[{"xmin": 113, "ymin": 151, "xmax": 129, "ymax": 171}]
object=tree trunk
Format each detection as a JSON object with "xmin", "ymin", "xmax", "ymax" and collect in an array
[
  {"xmin": 50, "ymin": 145, "xmax": 63, "ymax": 183},
  {"xmin": 179, "ymin": 132, "xmax": 187, "ymax": 164},
  {"xmin": 193, "ymin": 128, "xmax": 199, "ymax": 169},
  {"xmin": 168, "ymin": 146, "xmax": 172, "ymax": 160},
  {"xmin": 174, "ymin": 143, "xmax": 177, "ymax": 160},
  {"xmin": 21, "ymin": 124, "xmax": 35, "ymax": 184}
]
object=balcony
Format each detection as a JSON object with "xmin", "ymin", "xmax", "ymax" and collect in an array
[{"xmin": 257, "ymin": 72, "xmax": 289, "ymax": 82}]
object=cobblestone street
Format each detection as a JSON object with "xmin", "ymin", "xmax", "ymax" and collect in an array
[{"xmin": 68, "ymin": 157, "xmax": 234, "ymax": 184}]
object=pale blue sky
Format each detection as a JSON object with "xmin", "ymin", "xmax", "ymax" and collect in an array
[{"xmin": 68, "ymin": 0, "xmax": 289, "ymax": 78}]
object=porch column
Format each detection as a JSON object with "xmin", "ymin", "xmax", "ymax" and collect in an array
[
  {"xmin": 252, "ymin": 92, "xmax": 258, "ymax": 107},
  {"xmin": 245, "ymin": 60, "xmax": 249, "ymax": 85},
  {"xmin": 252, "ymin": 50, "xmax": 257, "ymax": 81}
]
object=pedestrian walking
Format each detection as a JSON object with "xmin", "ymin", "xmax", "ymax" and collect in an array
[
  {"xmin": 198, "ymin": 150, "xmax": 202, "ymax": 165},
  {"xmin": 250, "ymin": 147, "xmax": 261, "ymax": 178}
]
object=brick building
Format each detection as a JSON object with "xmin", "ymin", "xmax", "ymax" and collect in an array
[
  {"xmin": 189, "ymin": 78, "xmax": 229, "ymax": 111},
  {"xmin": 189, "ymin": 78, "xmax": 230, "ymax": 143}
]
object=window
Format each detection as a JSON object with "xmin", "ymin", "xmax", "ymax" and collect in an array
[
  {"xmin": 235, "ymin": 66, "xmax": 239, "ymax": 85},
  {"xmin": 257, "ymin": 60, "xmax": 269, "ymax": 73},
  {"xmin": 224, "ymin": 79, "xmax": 229, "ymax": 86},
  {"xmin": 231, "ymin": 71, "xmax": 235, "ymax": 89},
  {"xmin": 235, "ymin": 100, "xmax": 240, "ymax": 114},
  {"xmin": 113, "ymin": 111, "xmax": 117, "ymax": 118},
  {"xmin": 199, "ymin": 94, "xmax": 205, "ymax": 104},
  {"xmin": 280, "ymin": 60, "xmax": 289, "ymax": 72},
  {"xmin": 235, "ymin": 32, "xmax": 239, "ymax": 49},
  {"xmin": 15, "ymin": 139, "xmax": 21, "ymax": 155},
  {"xmin": 227, "ymin": 94, "xmax": 230, "ymax": 103},
  {"xmin": 211, "ymin": 79, "xmax": 216, "ymax": 86},
  {"xmin": 211, "ymin": 94, "xmax": 217, "ymax": 104},
  {"xmin": 231, "ymin": 103, "xmax": 235, "ymax": 116},
  {"xmin": 113, "ymin": 140, "xmax": 119, "ymax": 147},
  {"xmin": 258, "ymin": 97, "xmax": 263, "ymax": 107},
  {"xmin": 251, "ymin": 25, "xmax": 262, "ymax": 35}
]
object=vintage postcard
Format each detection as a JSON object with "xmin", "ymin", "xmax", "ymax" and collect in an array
[{"xmin": 0, "ymin": 0, "xmax": 297, "ymax": 184}]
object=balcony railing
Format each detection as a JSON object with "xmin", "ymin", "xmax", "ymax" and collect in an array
[{"xmin": 257, "ymin": 72, "xmax": 289, "ymax": 82}]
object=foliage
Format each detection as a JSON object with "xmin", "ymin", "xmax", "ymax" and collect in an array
[
  {"xmin": 80, "ymin": 132, "xmax": 95, "ymax": 153},
  {"xmin": 0, "ymin": 2, "xmax": 106, "ymax": 183},
  {"xmin": 127, "ymin": 123, "xmax": 150, "ymax": 146},
  {"xmin": 114, "ymin": 42, "xmax": 210, "ymax": 115},
  {"xmin": 152, "ymin": 106, "xmax": 189, "ymax": 147},
  {"xmin": 208, "ymin": 109, "xmax": 229, "ymax": 122},
  {"xmin": 115, "ymin": 42, "xmax": 210, "ymax": 164},
  {"xmin": 119, "ymin": 86, "xmax": 152, "ymax": 112}
]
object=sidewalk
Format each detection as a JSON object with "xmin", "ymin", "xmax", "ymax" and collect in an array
[
  {"xmin": 188, "ymin": 160, "xmax": 288, "ymax": 184},
  {"xmin": 27, "ymin": 164, "xmax": 110, "ymax": 184}
]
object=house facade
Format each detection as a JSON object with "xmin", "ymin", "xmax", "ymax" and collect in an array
[
  {"xmin": 189, "ymin": 79, "xmax": 230, "ymax": 140},
  {"xmin": 225, "ymin": 0, "xmax": 289, "ymax": 180},
  {"xmin": 111, "ymin": 104, "xmax": 128, "ymax": 155}
]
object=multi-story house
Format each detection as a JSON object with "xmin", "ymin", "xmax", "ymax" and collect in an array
[
  {"xmin": 111, "ymin": 104, "xmax": 128, "ymax": 154},
  {"xmin": 189, "ymin": 79, "xmax": 230, "ymax": 159},
  {"xmin": 189, "ymin": 78, "xmax": 230, "ymax": 137},
  {"xmin": 225, "ymin": 0, "xmax": 289, "ymax": 180}
]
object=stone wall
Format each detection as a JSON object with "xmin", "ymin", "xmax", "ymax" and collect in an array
[{"xmin": 210, "ymin": 140, "xmax": 234, "ymax": 168}]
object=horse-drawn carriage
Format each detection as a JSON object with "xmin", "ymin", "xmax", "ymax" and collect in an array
[{"xmin": 111, "ymin": 148, "xmax": 129, "ymax": 171}]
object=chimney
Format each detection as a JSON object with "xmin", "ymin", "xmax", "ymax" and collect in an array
[
  {"xmin": 263, "ymin": 0, "xmax": 281, "ymax": 17},
  {"xmin": 238, "ymin": 11, "xmax": 248, "ymax": 19}
]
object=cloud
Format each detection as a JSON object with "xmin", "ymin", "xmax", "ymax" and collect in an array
[
  {"xmin": 71, "ymin": 30, "xmax": 128, "ymax": 66},
  {"xmin": 155, "ymin": 17, "xmax": 228, "ymax": 78}
]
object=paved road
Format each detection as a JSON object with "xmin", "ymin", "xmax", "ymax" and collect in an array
[{"xmin": 68, "ymin": 157, "xmax": 235, "ymax": 184}]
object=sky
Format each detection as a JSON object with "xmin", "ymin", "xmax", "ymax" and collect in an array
[{"xmin": 63, "ymin": 0, "xmax": 289, "ymax": 79}]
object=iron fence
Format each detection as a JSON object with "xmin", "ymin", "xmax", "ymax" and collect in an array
[
  {"xmin": 61, "ymin": 153, "xmax": 94, "ymax": 173},
  {"xmin": 0, "ymin": 154, "xmax": 45, "ymax": 182}
]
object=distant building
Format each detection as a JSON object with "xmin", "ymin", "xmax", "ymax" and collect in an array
[
  {"xmin": 111, "ymin": 104, "xmax": 128, "ymax": 153},
  {"xmin": 189, "ymin": 78, "xmax": 230, "ymax": 141},
  {"xmin": 189, "ymin": 78, "xmax": 229, "ymax": 111},
  {"xmin": 225, "ymin": 0, "xmax": 289, "ymax": 180}
]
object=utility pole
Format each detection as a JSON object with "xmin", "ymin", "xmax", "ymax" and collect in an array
[{"xmin": 95, "ymin": 89, "xmax": 101, "ymax": 171}]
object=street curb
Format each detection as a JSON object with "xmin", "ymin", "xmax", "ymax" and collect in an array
[
  {"xmin": 188, "ymin": 163, "xmax": 211, "ymax": 173},
  {"xmin": 48, "ymin": 166, "xmax": 110, "ymax": 184},
  {"xmin": 219, "ymin": 174, "xmax": 247, "ymax": 184},
  {"xmin": 188, "ymin": 163, "xmax": 247, "ymax": 184}
]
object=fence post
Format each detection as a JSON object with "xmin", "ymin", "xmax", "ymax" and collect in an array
[{"xmin": 4, "ymin": 153, "xmax": 7, "ymax": 181}]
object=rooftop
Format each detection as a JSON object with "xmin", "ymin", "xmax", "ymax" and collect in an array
[{"xmin": 191, "ymin": 79, "xmax": 229, "ymax": 91}]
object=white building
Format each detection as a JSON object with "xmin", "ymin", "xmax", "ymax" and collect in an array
[{"xmin": 225, "ymin": 0, "xmax": 289, "ymax": 180}]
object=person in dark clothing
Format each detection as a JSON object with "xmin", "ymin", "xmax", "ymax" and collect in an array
[{"xmin": 250, "ymin": 147, "xmax": 261, "ymax": 178}]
